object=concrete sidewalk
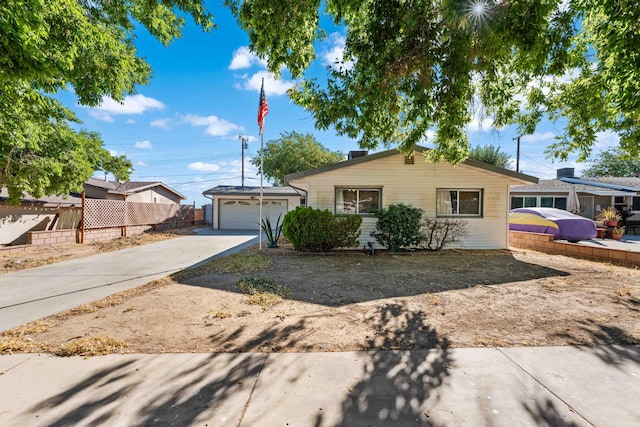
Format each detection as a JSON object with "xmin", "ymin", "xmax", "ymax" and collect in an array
[
  {"xmin": 0, "ymin": 346, "xmax": 638, "ymax": 426},
  {"xmin": 0, "ymin": 229, "xmax": 258, "ymax": 332}
]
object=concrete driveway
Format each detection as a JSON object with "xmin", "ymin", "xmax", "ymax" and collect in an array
[{"xmin": 0, "ymin": 229, "xmax": 258, "ymax": 332}]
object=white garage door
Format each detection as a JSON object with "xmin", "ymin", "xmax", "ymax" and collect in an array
[{"xmin": 219, "ymin": 199, "xmax": 288, "ymax": 230}]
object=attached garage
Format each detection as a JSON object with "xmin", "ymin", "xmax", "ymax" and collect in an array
[
  {"xmin": 218, "ymin": 199, "xmax": 289, "ymax": 230},
  {"xmin": 202, "ymin": 185, "xmax": 303, "ymax": 230}
]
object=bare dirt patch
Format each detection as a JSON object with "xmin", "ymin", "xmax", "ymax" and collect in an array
[{"xmin": 2, "ymin": 242, "xmax": 639, "ymax": 355}]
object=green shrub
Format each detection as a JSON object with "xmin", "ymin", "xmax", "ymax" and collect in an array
[
  {"xmin": 261, "ymin": 214, "xmax": 283, "ymax": 248},
  {"xmin": 282, "ymin": 206, "xmax": 362, "ymax": 251},
  {"xmin": 371, "ymin": 204, "xmax": 425, "ymax": 251}
]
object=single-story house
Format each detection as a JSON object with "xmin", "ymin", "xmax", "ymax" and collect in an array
[
  {"xmin": 510, "ymin": 168, "xmax": 640, "ymax": 219},
  {"xmin": 202, "ymin": 185, "xmax": 303, "ymax": 230},
  {"xmin": 1, "ymin": 179, "xmax": 187, "ymax": 246},
  {"xmin": 84, "ymin": 178, "xmax": 185, "ymax": 204},
  {"xmin": 284, "ymin": 147, "xmax": 538, "ymax": 249}
]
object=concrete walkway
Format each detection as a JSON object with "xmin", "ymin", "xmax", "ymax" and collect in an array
[
  {"xmin": 1, "ymin": 345, "xmax": 638, "ymax": 426},
  {"xmin": 0, "ymin": 229, "xmax": 258, "ymax": 332},
  {"xmin": 568, "ymin": 233, "xmax": 640, "ymax": 252}
]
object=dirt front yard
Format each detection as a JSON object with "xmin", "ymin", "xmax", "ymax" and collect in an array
[{"xmin": 2, "ymin": 239, "xmax": 639, "ymax": 356}]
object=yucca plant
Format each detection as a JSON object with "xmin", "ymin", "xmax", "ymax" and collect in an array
[{"xmin": 261, "ymin": 214, "xmax": 283, "ymax": 248}]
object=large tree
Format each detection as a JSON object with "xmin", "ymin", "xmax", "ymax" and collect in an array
[
  {"xmin": 252, "ymin": 131, "xmax": 344, "ymax": 185},
  {"xmin": 468, "ymin": 145, "xmax": 512, "ymax": 169},
  {"xmin": 226, "ymin": 0, "xmax": 640, "ymax": 164},
  {"xmin": 582, "ymin": 148, "xmax": 640, "ymax": 177},
  {"xmin": 0, "ymin": 0, "xmax": 213, "ymax": 204}
]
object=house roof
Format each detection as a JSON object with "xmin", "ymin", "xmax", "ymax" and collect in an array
[
  {"xmin": 511, "ymin": 177, "xmax": 640, "ymax": 196},
  {"xmin": 0, "ymin": 187, "xmax": 82, "ymax": 207},
  {"xmin": 85, "ymin": 178, "xmax": 186, "ymax": 200},
  {"xmin": 202, "ymin": 185, "xmax": 302, "ymax": 197},
  {"xmin": 284, "ymin": 146, "xmax": 539, "ymax": 184}
]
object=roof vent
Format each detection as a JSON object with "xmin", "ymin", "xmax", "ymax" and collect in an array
[
  {"xmin": 557, "ymin": 168, "xmax": 575, "ymax": 179},
  {"xmin": 348, "ymin": 150, "xmax": 368, "ymax": 160},
  {"xmin": 404, "ymin": 156, "xmax": 415, "ymax": 165}
]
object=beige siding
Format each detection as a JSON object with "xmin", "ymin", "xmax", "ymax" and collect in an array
[
  {"xmin": 126, "ymin": 189, "xmax": 179, "ymax": 204},
  {"xmin": 289, "ymin": 154, "xmax": 527, "ymax": 249}
]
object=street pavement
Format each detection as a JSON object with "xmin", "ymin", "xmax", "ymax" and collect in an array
[
  {"xmin": 0, "ymin": 229, "xmax": 258, "ymax": 332},
  {"xmin": 0, "ymin": 345, "xmax": 638, "ymax": 426},
  {"xmin": 1, "ymin": 229, "xmax": 639, "ymax": 425}
]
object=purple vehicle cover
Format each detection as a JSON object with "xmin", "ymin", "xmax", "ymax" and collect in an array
[{"xmin": 509, "ymin": 208, "xmax": 597, "ymax": 241}]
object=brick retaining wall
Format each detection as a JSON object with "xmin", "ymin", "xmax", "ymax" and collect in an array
[
  {"xmin": 509, "ymin": 230, "xmax": 640, "ymax": 267},
  {"xmin": 27, "ymin": 230, "xmax": 78, "ymax": 246}
]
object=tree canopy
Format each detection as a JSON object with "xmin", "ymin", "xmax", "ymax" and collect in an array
[
  {"xmin": 582, "ymin": 148, "xmax": 640, "ymax": 177},
  {"xmin": 468, "ymin": 144, "xmax": 512, "ymax": 169},
  {"xmin": 0, "ymin": 0, "xmax": 213, "ymax": 204},
  {"xmin": 252, "ymin": 131, "xmax": 344, "ymax": 185},
  {"xmin": 226, "ymin": 0, "xmax": 640, "ymax": 165}
]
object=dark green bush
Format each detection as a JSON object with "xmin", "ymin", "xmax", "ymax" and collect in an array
[
  {"xmin": 371, "ymin": 203, "xmax": 425, "ymax": 251},
  {"xmin": 282, "ymin": 206, "xmax": 362, "ymax": 251}
]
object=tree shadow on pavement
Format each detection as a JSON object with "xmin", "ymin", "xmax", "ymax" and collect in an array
[
  {"xmin": 26, "ymin": 360, "xmax": 140, "ymax": 426},
  {"xmin": 555, "ymin": 323, "xmax": 640, "ymax": 368},
  {"xmin": 523, "ymin": 399, "xmax": 582, "ymax": 427},
  {"xmin": 315, "ymin": 303, "xmax": 453, "ymax": 426}
]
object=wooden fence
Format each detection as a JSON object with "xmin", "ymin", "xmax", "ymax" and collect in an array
[{"xmin": 80, "ymin": 198, "xmax": 202, "ymax": 243}]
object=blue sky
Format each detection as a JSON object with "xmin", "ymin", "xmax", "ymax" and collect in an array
[{"xmin": 58, "ymin": 3, "xmax": 619, "ymax": 206}]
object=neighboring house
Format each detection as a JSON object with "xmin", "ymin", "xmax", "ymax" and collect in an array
[
  {"xmin": 1, "ymin": 178, "xmax": 187, "ymax": 246},
  {"xmin": 203, "ymin": 185, "xmax": 302, "ymax": 230},
  {"xmin": 284, "ymin": 147, "xmax": 537, "ymax": 249},
  {"xmin": 84, "ymin": 178, "xmax": 185, "ymax": 204},
  {"xmin": 0, "ymin": 188, "xmax": 82, "ymax": 245},
  {"xmin": 510, "ymin": 168, "xmax": 640, "ymax": 219}
]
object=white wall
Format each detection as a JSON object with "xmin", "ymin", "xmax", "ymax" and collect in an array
[
  {"xmin": 0, "ymin": 206, "xmax": 56, "ymax": 245},
  {"xmin": 289, "ymin": 154, "xmax": 529, "ymax": 249}
]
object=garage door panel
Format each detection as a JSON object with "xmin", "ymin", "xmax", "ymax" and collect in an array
[{"xmin": 219, "ymin": 199, "xmax": 288, "ymax": 230}]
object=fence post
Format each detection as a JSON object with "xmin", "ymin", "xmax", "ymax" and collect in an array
[{"xmin": 80, "ymin": 191, "xmax": 85, "ymax": 244}]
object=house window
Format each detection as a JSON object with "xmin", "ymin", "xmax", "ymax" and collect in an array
[
  {"xmin": 541, "ymin": 196, "xmax": 567, "ymax": 210},
  {"xmin": 335, "ymin": 188, "xmax": 381, "ymax": 214},
  {"xmin": 436, "ymin": 189, "xmax": 482, "ymax": 216},
  {"xmin": 510, "ymin": 196, "xmax": 537, "ymax": 209},
  {"xmin": 633, "ymin": 197, "xmax": 640, "ymax": 211}
]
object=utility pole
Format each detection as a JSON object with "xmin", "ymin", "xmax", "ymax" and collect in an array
[
  {"xmin": 513, "ymin": 135, "xmax": 521, "ymax": 173},
  {"xmin": 238, "ymin": 134, "xmax": 249, "ymax": 187}
]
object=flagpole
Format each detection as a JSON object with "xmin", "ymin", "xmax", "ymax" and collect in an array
[
  {"xmin": 259, "ymin": 126, "xmax": 264, "ymax": 251},
  {"xmin": 257, "ymin": 77, "xmax": 268, "ymax": 251}
]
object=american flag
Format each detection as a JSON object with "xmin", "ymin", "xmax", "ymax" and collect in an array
[{"xmin": 258, "ymin": 78, "xmax": 269, "ymax": 134}]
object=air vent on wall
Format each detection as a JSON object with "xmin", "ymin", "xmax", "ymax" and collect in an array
[{"xmin": 404, "ymin": 156, "xmax": 415, "ymax": 165}]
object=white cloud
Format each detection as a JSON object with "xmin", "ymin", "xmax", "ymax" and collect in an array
[
  {"xmin": 89, "ymin": 94, "xmax": 165, "ymax": 122},
  {"xmin": 322, "ymin": 33, "xmax": 354, "ymax": 72},
  {"xmin": 243, "ymin": 71, "xmax": 295, "ymax": 96},
  {"xmin": 126, "ymin": 118, "xmax": 135, "ymax": 124},
  {"xmin": 593, "ymin": 130, "xmax": 620, "ymax": 150},
  {"xmin": 521, "ymin": 132, "xmax": 556, "ymax": 143},
  {"xmin": 134, "ymin": 140, "xmax": 153, "ymax": 149},
  {"xmin": 135, "ymin": 161, "xmax": 148, "ymax": 167},
  {"xmin": 181, "ymin": 114, "xmax": 243, "ymax": 137},
  {"xmin": 229, "ymin": 46, "xmax": 267, "ymax": 70},
  {"xmin": 150, "ymin": 118, "xmax": 171, "ymax": 129},
  {"xmin": 188, "ymin": 162, "xmax": 222, "ymax": 172},
  {"xmin": 467, "ymin": 117, "xmax": 495, "ymax": 132}
]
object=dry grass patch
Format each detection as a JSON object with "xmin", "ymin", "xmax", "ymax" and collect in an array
[
  {"xmin": 56, "ymin": 336, "xmax": 128, "ymax": 357},
  {"xmin": 0, "ymin": 320, "xmax": 56, "ymax": 354},
  {"xmin": 235, "ymin": 276, "xmax": 292, "ymax": 309},
  {"xmin": 57, "ymin": 277, "xmax": 173, "ymax": 317},
  {"xmin": 172, "ymin": 253, "xmax": 270, "ymax": 281}
]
